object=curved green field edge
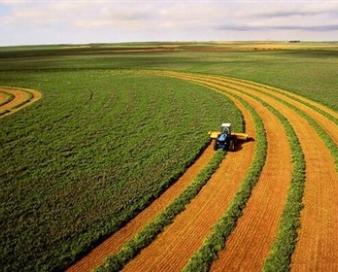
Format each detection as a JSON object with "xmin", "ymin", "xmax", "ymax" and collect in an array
[
  {"xmin": 96, "ymin": 150, "xmax": 226, "ymax": 272},
  {"xmin": 220, "ymin": 80, "xmax": 338, "ymax": 170},
  {"xmin": 0, "ymin": 91, "xmax": 15, "ymax": 107},
  {"xmin": 222, "ymin": 86, "xmax": 305, "ymax": 271},
  {"xmin": 182, "ymin": 91, "xmax": 267, "ymax": 272},
  {"xmin": 219, "ymin": 76, "xmax": 338, "ymax": 126}
]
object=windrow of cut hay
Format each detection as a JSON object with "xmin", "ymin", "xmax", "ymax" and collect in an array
[
  {"xmin": 219, "ymin": 76, "xmax": 338, "ymax": 124},
  {"xmin": 204, "ymin": 76, "xmax": 338, "ymax": 160},
  {"xmin": 181, "ymin": 92, "xmax": 267, "ymax": 272},
  {"xmin": 203, "ymin": 74, "xmax": 337, "ymax": 272}
]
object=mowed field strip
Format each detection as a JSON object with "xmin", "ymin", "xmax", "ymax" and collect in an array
[
  {"xmin": 159, "ymin": 71, "xmax": 337, "ymax": 271},
  {"xmin": 0, "ymin": 86, "xmax": 41, "ymax": 117},
  {"xmin": 67, "ymin": 71, "xmax": 337, "ymax": 272}
]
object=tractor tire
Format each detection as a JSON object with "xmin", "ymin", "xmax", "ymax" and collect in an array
[{"xmin": 214, "ymin": 141, "xmax": 218, "ymax": 150}]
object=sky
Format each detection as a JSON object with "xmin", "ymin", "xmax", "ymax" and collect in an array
[{"xmin": 0, "ymin": 0, "xmax": 338, "ymax": 46}]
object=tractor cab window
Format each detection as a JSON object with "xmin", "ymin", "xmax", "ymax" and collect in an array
[{"xmin": 221, "ymin": 126, "xmax": 230, "ymax": 135}]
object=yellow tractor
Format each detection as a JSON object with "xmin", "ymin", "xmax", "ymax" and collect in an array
[{"xmin": 209, "ymin": 123, "xmax": 249, "ymax": 151}]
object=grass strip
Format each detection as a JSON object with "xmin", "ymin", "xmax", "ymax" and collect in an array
[
  {"xmin": 0, "ymin": 91, "xmax": 15, "ymax": 107},
  {"xmin": 96, "ymin": 149, "xmax": 226, "ymax": 272},
  {"xmin": 182, "ymin": 93, "xmax": 267, "ymax": 272}
]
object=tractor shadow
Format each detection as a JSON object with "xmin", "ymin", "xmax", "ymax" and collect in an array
[{"xmin": 233, "ymin": 136, "xmax": 255, "ymax": 152}]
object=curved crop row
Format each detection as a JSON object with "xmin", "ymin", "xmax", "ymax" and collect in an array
[
  {"xmin": 182, "ymin": 92, "xmax": 267, "ymax": 272},
  {"xmin": 172, "ymin": 72, "xmax": 337, "ymax": 169},
  {"xmin": 226, "ymin": 91, "xmax": 306, "ymax": 272},
  {"xmin": 200, "ymin": 75, "xmax": 337, "ymax": 271},
  {"xmin": 214, "ymin": 77, "xmax": 337, "ymax": 168},
  {"xmin": 167, "ymin": 72, "xmax": 334, "ymax": 272},
  {"xmin": 0, "ymin": 91, "xmax": 15, "ymax": 107},
  {"xmin": 220, "ymin": 75, "xmax": 338, "ymax": 125},
  {"xmin": 120, "ymin": 84, "xmax": 255, "ymax": 272},
  {"xmin": 96, "ymin": 150, "xmax": 226, "ymax": 272}
]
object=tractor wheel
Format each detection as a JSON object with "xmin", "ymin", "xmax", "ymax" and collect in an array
[{"xmin": 214, "ymin": 141, "xmax": 218, "ymax": 150}]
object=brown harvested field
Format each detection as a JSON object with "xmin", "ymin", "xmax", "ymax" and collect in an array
[
  {"xmin": 123, "ymin": 96, "xmax": 256, "ymax": 272},
  {"xmin": 67, "ymin": 144, "xmax": 215, "ymax": 272},
  {"xmin": 179, "ymin": 73, "xmax": 337, "ymax": 272},
  {"xmin": 0, "ymin": 87, "xmax": 41, "ymax": 117}
]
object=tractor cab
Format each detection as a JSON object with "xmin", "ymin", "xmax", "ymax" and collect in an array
[
  {"xmin": 208, "ymin": 122, "xmax": 249, "ymax": 151},
  {"xmin": 215, "ymin": 123, "xmax": 232, "ymax": 150},
  {"xmin": 220, "ymin": 123, "xmax": 232, "ymax": 135}
]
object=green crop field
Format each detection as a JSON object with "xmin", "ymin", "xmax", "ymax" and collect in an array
[
  {"xmin": 0, "ymin": 69, "xmax": 242, "ymax": 271},
  {"xmin": 1, "ymin": 42, "xmax": 337, "ymax": 272}
]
